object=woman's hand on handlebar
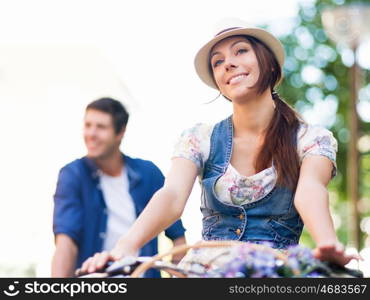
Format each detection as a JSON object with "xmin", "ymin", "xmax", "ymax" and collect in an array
[
  {"xmin": 313, "ymin": 241, "xmax": 362, "ymax": 266},
  {"xmin": 79, "ymin": 251, "xmax": 115, "ymax": 274},
  {"xmin": 78, "ymin": 242, "xmax": 137, "ymax": 275}
]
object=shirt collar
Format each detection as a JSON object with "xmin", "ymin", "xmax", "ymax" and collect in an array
[{"xmin": 83, "ymin": 153, "xmax": 142, "ymax": 187}]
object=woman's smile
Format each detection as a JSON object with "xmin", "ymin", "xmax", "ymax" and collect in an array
[{"xmin": 227, "ymin": 73, "xmax": 249, "ymax": 85}]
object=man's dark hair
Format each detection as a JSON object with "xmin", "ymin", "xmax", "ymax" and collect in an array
[{"xmin": 86, "ymin": 97, "xmax": 129, "ymax": 134}]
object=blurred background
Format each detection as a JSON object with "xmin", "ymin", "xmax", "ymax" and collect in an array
[{"xmin": 0, "ymin": 0, "xmax": 369, "ymax": 277}]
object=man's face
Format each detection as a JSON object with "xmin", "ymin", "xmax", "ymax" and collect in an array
[{"xmin": 83, "ymin": 109, "xmax": 124, "ymax": 159}]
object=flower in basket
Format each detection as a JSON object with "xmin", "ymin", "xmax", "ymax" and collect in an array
[{"xmin": 204, "ymin": 242, "xmax": 363, "ymax": 278}]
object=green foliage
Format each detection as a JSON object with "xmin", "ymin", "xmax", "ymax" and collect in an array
[{"xmin": 268, "ymin": 0, "xmax": 370, "ymax": 248}]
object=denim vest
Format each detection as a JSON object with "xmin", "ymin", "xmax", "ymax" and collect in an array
[{"xmin": 201, "ymin": 116, "xmax": 303, "ymax": 249}]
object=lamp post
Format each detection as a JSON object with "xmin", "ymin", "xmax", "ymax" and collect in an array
[{"xmin": 322, "ymin": 3, "xmax": 370, "ymax": 250}]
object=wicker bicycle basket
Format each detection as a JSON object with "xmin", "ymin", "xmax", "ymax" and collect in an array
[{"xmin": 131, "ymin": 240, "xmax": 300, "ymax": 278}]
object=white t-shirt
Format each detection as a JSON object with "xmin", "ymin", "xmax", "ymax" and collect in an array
[{"xmin": 100, "ymin": 168, "xmax": 137, "ymax": 252}]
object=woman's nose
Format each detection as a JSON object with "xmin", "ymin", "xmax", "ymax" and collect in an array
[{"xmin": 224, "ymin": 58, "xmax": 237, "ymax": 71}]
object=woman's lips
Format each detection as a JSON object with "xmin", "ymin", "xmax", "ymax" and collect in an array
[{"xmin": 227, "ymin": 73, "xmax": 249, "ymax": 85}]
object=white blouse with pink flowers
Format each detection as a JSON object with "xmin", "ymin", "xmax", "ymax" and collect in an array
[{"xmin": 172, "ymin": 122, "xmax": 338, "ymax": 206}]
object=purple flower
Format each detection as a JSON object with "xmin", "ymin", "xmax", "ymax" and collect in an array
[{"xmin": 198, "ymin": 243, "xmax": 329, "ymax": 278}]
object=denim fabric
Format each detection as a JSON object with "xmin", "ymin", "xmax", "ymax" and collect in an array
[{"xmin": 201, "ymin": 116, "xmax": 303, "ymax": 249}]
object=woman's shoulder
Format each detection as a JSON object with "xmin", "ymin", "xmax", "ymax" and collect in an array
[
  {"xmin": 180, "ymin": 122, "xmax": 214, "ymax": 137},
  {"xmin": 176, "ymin": 123, "xmax": 215, "ymax": 147},
  {"xmin": 296, "ymin": 121, "xmax": 338, "ymax": 161},
  {"xmin": 173, "ymin": 122, "xmax": 215, "ymax": 171},
  {"xmin": 297, "ymin": 122, "xmax": 336, "ymax": 142}
]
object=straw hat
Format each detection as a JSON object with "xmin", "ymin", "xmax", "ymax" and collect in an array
[{"xmin": 194, "ymin": 22, "xmax": 285, "ymax": 89}]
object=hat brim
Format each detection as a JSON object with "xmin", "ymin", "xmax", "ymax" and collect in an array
[{"xmin": 194, "ymin": 27, "xmax": 285, "ymax": 90}]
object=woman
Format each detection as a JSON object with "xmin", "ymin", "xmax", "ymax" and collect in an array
[{"xmin": 80, "ymin": 24, "xmax": 358, "ymax": 274}]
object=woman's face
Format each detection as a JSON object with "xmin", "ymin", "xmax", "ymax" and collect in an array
[{"xmin": 210, "ymin": 36, "xmax": 260, "ymax": 101}]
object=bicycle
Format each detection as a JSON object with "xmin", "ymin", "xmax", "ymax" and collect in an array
[{"xmin": 76, "ymin": 240, "xmax": 364, "ymax": 278}]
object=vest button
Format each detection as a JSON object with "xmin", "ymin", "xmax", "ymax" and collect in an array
[
  {"xmin": 235, "ymin": 228, "xmax": 241, "ymax": 235},
  {"xmin": 239, "ymin": 214, "xmax": 244, "ymax": 220}
]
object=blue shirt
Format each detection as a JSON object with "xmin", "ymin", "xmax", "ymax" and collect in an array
[{"xmin": 53, "ymin": 154, "xmax": 186, "ymax": 277}]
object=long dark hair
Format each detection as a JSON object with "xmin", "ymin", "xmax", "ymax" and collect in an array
[
  {"xmin": 213, "ymin": 35, "xmax": 304, "ymax": 190},
  {"xmin": 263, "ymin": 91, "xmax": 303, "ymax": 190}
]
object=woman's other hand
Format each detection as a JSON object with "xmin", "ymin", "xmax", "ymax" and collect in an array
[{"xmin": 313, "ymin": 242, "xmax": 362, "ymax": 266}]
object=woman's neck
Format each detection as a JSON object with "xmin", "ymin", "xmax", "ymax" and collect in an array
[{"xmin": 232, "ymin": 89, "xmax": 275, "ymax": 138}]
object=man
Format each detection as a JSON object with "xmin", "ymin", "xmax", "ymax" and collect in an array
[{"xmin": 52, "ymin": 97, "xmax": 186, "ymax": 277}]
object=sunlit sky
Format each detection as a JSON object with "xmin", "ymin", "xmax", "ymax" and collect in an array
[{"xmin": 0, "ymin": 0, "xmax": 369, "ymax": 276}]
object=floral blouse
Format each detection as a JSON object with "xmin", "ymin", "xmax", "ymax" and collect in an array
[{"xmin": 172, "ymin": 121, "xmax": 338, "ymax": 206}]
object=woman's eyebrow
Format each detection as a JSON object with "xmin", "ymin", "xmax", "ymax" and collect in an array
[
  {"xmin": 210, "ymin": 39, "xmax": 249, "ymax": 59},
  {"xmin": 210, "ymin": 51, "xmax": 221, "ymax": 60},
  {"xmin": 230, "ymin": 39, "xmax": 249, "ymax": 48}
]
